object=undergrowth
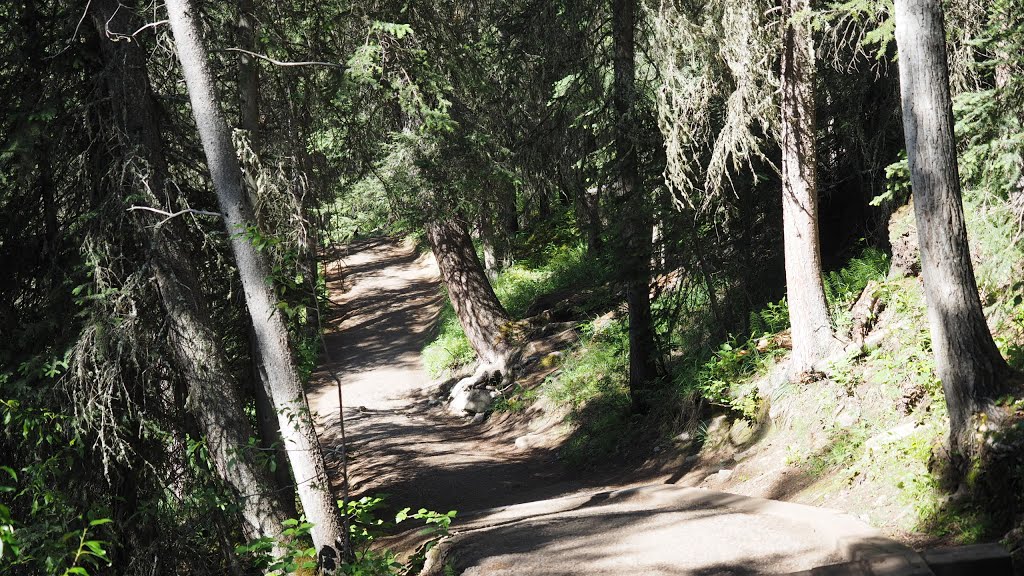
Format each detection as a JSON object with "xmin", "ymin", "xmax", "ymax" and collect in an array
[
  {"xmin": 544, "ymin": 319, "xmax": 633, "ymax": 467},
  {"xmin": 238, "ymin": 495, "xmax": 456, "ymax": 575},
  {"xmin": 528, "ymin": 245, "xmax": 892, "ymax": 467}
]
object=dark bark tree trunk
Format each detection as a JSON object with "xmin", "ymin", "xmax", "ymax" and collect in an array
[
  {"xmin": 236, "ymin": 0, "xmax": 259, "ymax": 142},
  {"xmin": 574, "ymin": 184, "xmax": 602, "ymax": 257},
  {"xmin": 233, "ymin": 0, "xmax": 294, "ymax": 501},
  {"xmin": 90, "ymin": 0, "xmax": 292, "ymax": 548},
  {"xmin": 426, "ymin": 217, "xmax": 514, "ymax": 367},
  {"xmin": 612, "ymin": 0, "xmax": 659, "ymax": 412},
  {"xmin": 165, "ymin": 0, "xmax": 347, "ymax": 565},
  {"xmin": 17, "ymin": 0, "xmax": 58, "ymax": 260},
  {"xmin": 781, "ymin": 0, "xmax": 840, "ymax": 373},
  {"xmin": 894, "ymin": 0, "xmax": 1013, "ymax": 460}
]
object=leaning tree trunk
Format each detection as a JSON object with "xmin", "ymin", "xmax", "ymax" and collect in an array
[
  {"xmin": 165, "ymin": 0, "xmax": 346, "ymax": 566},
  {"xmin": 90, "ymin": 0, "xmax": 292, "ymax": 549},
  {"xmin": 612, "ymin": 0, "xmax": 659, "ymax": 412},
  {"xmin": 426, "ymin": 218, "xmax": 514, "ymax": 368},
  {"xmin": 894, "ymin": 0, "xmax": 1012, "ymax": 461},
  {"xmin": 781, "ymin": 0, "xmax": 841, "ymax": 373}
]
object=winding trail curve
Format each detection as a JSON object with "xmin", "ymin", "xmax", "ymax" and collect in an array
[
  {"xmin": 306, "ymin": 237, "xmax": 917, "ymax": 575},
  {"xmin": 307, "ymin": 237, "xmax": 575, "ymax": 517}
]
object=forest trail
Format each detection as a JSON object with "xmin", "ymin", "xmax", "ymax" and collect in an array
[
  {"xmin": 307, "ymin": 237, "xmax": 580, "ymax": 518},
  {"xmin": 305, "ymin": 238, "xmax": 919, "ymax": 575}
]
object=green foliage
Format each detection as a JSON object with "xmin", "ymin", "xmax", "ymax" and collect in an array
[
  {"xmin": 545, "ymin": 319, "xmax": 632, "ymax": 467},
  {"xmin": 237, "ymin": 495, "xmax": 458, "ymax": 575},
  {"xmin": 236, "ymin": 518, "xmax": 319, "ymax": 575},
  {"xmin": 423, "ymin": 297, "xmax": 477, "ymax": 378},
  {"xmin": 825, "ymin": 247, "xmax": 891, "ymax": 330},
  {"xmin": 747, "ymin": 299, "xmax": 791, "ymax": 337},
  {"xmin": 394, "ymin": 507, "xmax": 456, "ymax": 538},
  {"xmin": 817, "ymin": 0, "xmax": 895, "ymax": 62},
  {"xmin": 688, "ymin": 304, "xmax": 788, "ymax": 419},
  {"xmin": 491, "ymin": 243, "xmax": 602, "ymax": 317},
  {"xmin": 0, "ymin": 367, "xmax": 118, "ymax": 576},
  {"xmin": 871, "ymin": 153, "xmax": 910, "ymax": 207}
]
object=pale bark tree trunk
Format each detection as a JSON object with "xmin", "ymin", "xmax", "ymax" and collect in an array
[
  {"xmin": 781, "ymin": 0, "xmax": 840, "ymax": 373},
  {"xmin": 165, "ymin": 0, "xmax": 346, "ymax": 565},
  {"xmin": 894, "ymin": 0, "xmax": 1013, "ymax": 461},
  {"xmin": 612, "ymin": 0, "xmax": 659, "ymax": 412},
  {"xmin": 478, "ymin": 211, "xmax": 503, "ymax": 280},
  {"xmin": 90, "ymin": 0, "xmax": 291, "ymax": 547},
  {"xmin": 426, "ymin": 218, "xmax": 514, "ymax": 368}
]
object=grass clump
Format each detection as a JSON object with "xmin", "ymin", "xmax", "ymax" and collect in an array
[
  {"xmin": 544, "ymin": 319, "xmax": 633, "ymax": 467},
  {"xmin": 422, "ymin": 295, "xmax": 477, "ymax": 378},
  {"xmin": 491, "ymin": 243, "xmax": 605, "ymax": 317},
  {"xmin": 492, "ymin": 384, "xmax": 539, "ymax": 413}
]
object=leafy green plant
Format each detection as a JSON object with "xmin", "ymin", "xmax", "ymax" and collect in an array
[
  {"xmin": 59, "ymin": 520, "xmax": 112, "ymax": 576},
  {"xmin": 343, "ymin": 495, "xmax": 389, "ymax": 545},
  {"xmin": 747, "ymin": 299, "xmax": 791, "ymax": 337},
  {"xmin": 394, "ymin": 507, "xmax": 456, "ymax": 539},
  {"xmin": 688, "ymin": 300, "xmax": 790, "ymax": 418},
  {"xmin": 236, "ymin": 518, "xmax": 318, "ymax": 575},
  {"xmin": 825, "ymin": 247, "xmax": 890, "ymax": 330}
]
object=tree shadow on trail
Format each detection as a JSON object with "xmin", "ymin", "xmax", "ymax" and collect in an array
[
  {"xmin": 428, "ymin": 488, "xmax": 910, "ymax": 575},
  {"xmin": 318, "ymin": 402, "xmax": 582, "ymax": 518},
  {"xmin": 309, "ymin": 238, "xmax": 443, "ymax": 390}
]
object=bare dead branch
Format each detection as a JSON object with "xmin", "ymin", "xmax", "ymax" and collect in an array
[
  {"xmin": 127, "ymin": 205, "xmax": 222, "ymax": 227},
  {"xmin": 47, "ymin": 0, "xmax": 93, "ymax": 59},
  {"xmin": 223, "ymin": 47, "xmax": 345, "ymax": 69}
]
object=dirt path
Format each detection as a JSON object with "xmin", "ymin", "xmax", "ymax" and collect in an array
[
  {"xmin": 305, "ymin": 238, "xmax": 918, "ymax": 574},
  {"xmin": 307, "ymin": 237, "xmax": 578, "ymax": 518}
]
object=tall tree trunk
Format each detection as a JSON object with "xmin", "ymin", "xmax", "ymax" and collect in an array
[
  {"xmin": 233, "ymin": 0, "xmax": 294, "ymax": 501},
  {"xmin": 236, "ymin": 0, "xmax": 259, "ymax": 142},
  {"xmin": 479, "ymin": 211, "xmax": 502, "ymax": 280},
  {"xmin": 426, "ymin": 217, "xmax": 514, "ymax": 368},
  {"xmin": 574, "ymin": 184, "xmax": 602, "ymax": 257},
  {"xmin": 90, "ymin": 0, "xmax": 292, "ymax": 549},
  {"xmin": 18, "ymin": 0, "xmax": 58, "ymax": 260},
  {"xmin": 165, "ymin": 0, "xmax": 346, "ymax": 565},
  {"xmin": 612, "ymin": 0, "xmax": 659, "ymax": 412},
  {"xmin": 781, "ymin": 0, "xmax": 840, "ymax": 373},
  {"xmin": 894, "ymin": 0, "xmax": 1012, "ymax": 461}
]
